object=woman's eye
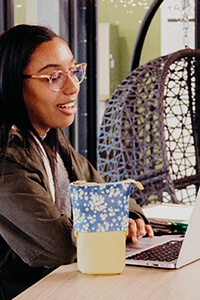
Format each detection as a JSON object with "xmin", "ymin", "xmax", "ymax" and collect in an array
[{"xmin": 52, "ymin": 74, "xmax": 61, "ymax": 82}]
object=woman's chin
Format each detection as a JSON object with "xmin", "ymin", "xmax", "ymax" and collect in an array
[{"xmin": 60, "ymin": 116, "xmax": 75, "ymax": 129}]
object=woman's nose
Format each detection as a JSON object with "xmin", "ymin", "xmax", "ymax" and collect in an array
[{"xmin": 62, "ymin": 73, "xmax": 80, "ymax": 94}]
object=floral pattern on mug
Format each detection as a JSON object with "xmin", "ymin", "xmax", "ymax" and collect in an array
[{"xmin": 69, "ymin": 182, "xmax": 130, "ymax": 233}]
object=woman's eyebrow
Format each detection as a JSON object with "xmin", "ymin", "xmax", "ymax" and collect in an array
[
  {"xmin": 38, "ymin": 58, "xmax": 75, "ymax": 73},
  {"xmin": 38, "ymin": 64, "xmax": 61, "ymax": 72}
]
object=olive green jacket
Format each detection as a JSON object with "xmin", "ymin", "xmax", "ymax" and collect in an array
[{"xmin": 0, "ymin": 127, "xmax": 147, "ymax": 299}]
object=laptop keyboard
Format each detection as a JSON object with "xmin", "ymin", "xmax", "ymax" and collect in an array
[{"xmin": 126, "ymin": 239, "xmax": 183, "ymax": 262}]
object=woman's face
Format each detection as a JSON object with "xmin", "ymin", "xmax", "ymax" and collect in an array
[{"xmin": 23, "ymin": 37, "xmax": 80, "ymax": 136}]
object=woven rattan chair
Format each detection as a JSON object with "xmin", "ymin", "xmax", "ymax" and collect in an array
[{"xmin": 97, "ymin": 49, "xmax": 200, "ymax": 206}]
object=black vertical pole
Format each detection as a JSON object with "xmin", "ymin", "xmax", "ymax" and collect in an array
[
  {"xmin": 75, "ymin": 0, "xmax": 89, "ymax": 161},
  {"xmin": 86, "ymin": 0, "xmax": 98, "ymax": 168},
  {"xmin": 0, "ymin": 0, "xmax": 4, "ymax": 33},
  {"xmin": 3, "ymin": 0, "xmax": 14, "ymax": 30},
  {"xmin": 195, "ymin": 0, "xmax": 200, "ymax": 49},
  {"xmin": 0, "ymin": 0, "xmax": 14, "ymax": 32},
  {"xmin": 195, "ymin": 0, "xmax": 200, "ymax": 172}
]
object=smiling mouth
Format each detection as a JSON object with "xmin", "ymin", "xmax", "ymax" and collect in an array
[{"xmin": 58, "ymin": 102, "xmax": 75, "ymax": 109}]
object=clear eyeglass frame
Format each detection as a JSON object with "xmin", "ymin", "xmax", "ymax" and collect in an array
[{"xmin": 23, "ymin": 63, "xmax": 87, "ymax": 92}]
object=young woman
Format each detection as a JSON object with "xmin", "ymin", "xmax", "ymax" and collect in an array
[{"xmin": 0, "ymin": 24, "xmax": 153, "ymax": 299}]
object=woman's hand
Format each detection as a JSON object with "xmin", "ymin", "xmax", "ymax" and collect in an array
[{"xmin": 126, "ymin": 218, "xmax": 154, "ymax": 244}]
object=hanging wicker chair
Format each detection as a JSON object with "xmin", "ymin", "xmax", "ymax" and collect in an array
[{"xmin": 97, "ymin": 48, "xmax": 200, "ymax": 206}]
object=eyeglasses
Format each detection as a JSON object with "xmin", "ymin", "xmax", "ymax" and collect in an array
[{"xmin": 23, "ymin": 63, "xmax": 87, "ymax": 92}]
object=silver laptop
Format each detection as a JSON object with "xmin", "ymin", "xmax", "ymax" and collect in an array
[{"xmin": 126, "ymin": 189, "xmax": 200, "ymax": 269}]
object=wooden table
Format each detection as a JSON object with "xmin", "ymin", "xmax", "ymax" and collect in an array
[{"xmin": 13, "ymin": 260, "xmax": 200, "ymax": 300}]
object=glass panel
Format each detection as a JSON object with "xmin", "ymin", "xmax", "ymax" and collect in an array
[
  {"xmin": 14, "ymin": 0, "xmax": 60, "ymax": 35},
  {"xmin": 161, "ymin": 0, "xmax": 195, "ymax": 54}
]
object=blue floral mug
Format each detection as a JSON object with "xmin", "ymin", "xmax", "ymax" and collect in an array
[{"xmin": 69, "ymin": 179, "xmax": 143, "ymax": 274}]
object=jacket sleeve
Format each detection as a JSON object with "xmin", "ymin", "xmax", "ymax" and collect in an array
[
  {"xmin": 129, "ymin": 198, "xmax": 149, "ymax": 224},
  {"xmin": 0, "ymin": 157, "xmax": 76, "ymax": 268}
]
